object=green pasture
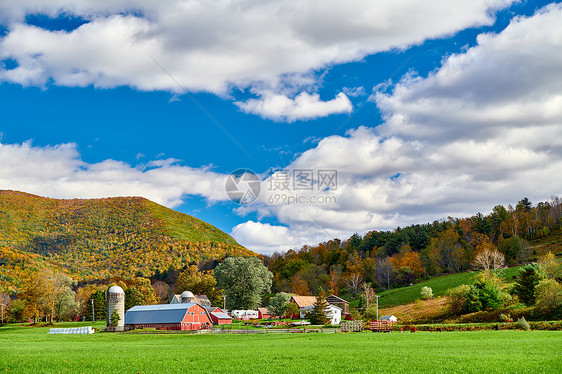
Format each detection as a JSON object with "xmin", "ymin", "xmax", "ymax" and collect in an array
[
  {"xmin": 377, "ymin": 267, "xmax": 522, "ymax": 308},
  {"xmin": 1, "ymin": 322, "xmax": 560, "ymax": 373}
]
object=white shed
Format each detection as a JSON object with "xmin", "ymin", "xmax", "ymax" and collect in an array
[{"xmin": 380, "ymin": 315, "xmax": 397, "ymax": 323}]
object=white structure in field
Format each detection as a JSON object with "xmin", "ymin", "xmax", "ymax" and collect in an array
[
  {"xmin": 107, "ymin": 285, "xmax": 125, "ymax": 329},
  {"xmin": 48, "ymin": 326, "xmax": 95, "ymax": 334},
  {"xmin": 299, "ymin": 304, "xmax": 342, "ymax": 325},
  {"xmin": 380, "ymin": 315, "xmax": 397, "ymax": 323},
  {"xmin": 230, "ymin": 310, "xmax": 259, "ymax": 320}
]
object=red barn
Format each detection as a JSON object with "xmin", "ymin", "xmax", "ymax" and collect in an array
[
  {"xmin": 257, "ymin": 307, "xmax": 271, "ymax": 319},
  {"xmin": 125, "ymin": 303, "xmax": 212, "ymax": 331},
  {"xmin": 205, "ymin": 307, "xmax": 233, "ymax": 325}
]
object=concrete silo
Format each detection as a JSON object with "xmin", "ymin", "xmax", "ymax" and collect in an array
[{"xmin": 107, "ymin": 285, "xmax": 125, "ymax": 331}]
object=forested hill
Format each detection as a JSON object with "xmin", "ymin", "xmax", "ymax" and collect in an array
[
  {"xmin": 0, "ymin": 190, "xmax": 253, "ymax": 292},
  {"xmin": 268, "ymin": 197, "xmax": 562, "ymax": 296}
]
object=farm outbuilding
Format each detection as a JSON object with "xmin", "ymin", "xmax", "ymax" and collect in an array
[
  {"xmin": 380, "ymin": 315, "xmax": 397, "ymax": 323},
  {"xmin": 106, "ymin": 285, "xmax": 125, "ymax": 330},
  {"xmin": 170, "ymin": 292, "xmax": 212, "ymax": 306},
  {"xmin": 125, "ymin": 303, "xmax": 212, "ymax": 331},
  {"xmin": 257, "ymin": 307, "xmax": 270, "ymax": 319},
  {"xmin": 205, "ymin": 307, "xmax": 232, "ymax": 325}
]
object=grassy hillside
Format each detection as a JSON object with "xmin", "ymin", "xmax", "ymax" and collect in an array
[
  {"xmin": 0, "ymin": 190, "xmax": 253, "ymax": 291},
  {"xmin": 376, "ymin": 267, "xmax": 522, "ymax": 309},
  {"xmin": 530, "ymin": 227, "xmax": 562, "ymax": 256},
  {"xmin": 372, "ymin": 228, "xmax": 562, "ymax": 309}
]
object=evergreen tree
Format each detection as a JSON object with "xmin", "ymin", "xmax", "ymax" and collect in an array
[
  {"xmin": 463, "ymin": 272, "xmax": 504, "ymax": 313},
  {"xmin": 86, "ymin": 290, "xmax": 106, "ymax": 321},
  {"xmin": 308, "ymin": 290, "xmax": 329, "ymax": 325},
  {"xmin": 125, "ymin": 287, "xmax": 144, "ymax": 311},
  {"xmin": 512, "ymin": 263, "xmax": 542, "ymax": 306},
  {"xmin": 110, "ymin": 310, "xmax": 121, "ymax": 326}
]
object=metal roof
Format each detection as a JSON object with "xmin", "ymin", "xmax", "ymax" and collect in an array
[
  {"xmin": 125, "ymin": 303, "xmax": 196, "ymax": 325},
  {"xmin": 380, "ymin": 315, "xmax": 397, "ymax": 320},
  {"xmin": 211, "ymin": 312, "xmax": 232, "ymax": 320},
  {"xmin": 326, "ymin": 295, "xmax": 349, "ymax": 304}
]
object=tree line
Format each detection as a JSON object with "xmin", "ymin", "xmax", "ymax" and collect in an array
[{"xmin": 266, "ymin": 197, "xmax": 562, "ymax": 296}]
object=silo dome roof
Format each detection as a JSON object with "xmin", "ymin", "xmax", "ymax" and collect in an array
[
  {"xmin": 108, "ymin": 285, "xmax": 124, "ymax": 294},
  {"xmin": 181, "ymin": 291, "xmax": 194, "ymax": 298}
]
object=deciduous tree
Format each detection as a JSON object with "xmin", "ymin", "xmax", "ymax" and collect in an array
[
  {"xmin": 174, "ymin": 265, "xmax": 220, "ymax": 305},
  {"xmin": 215, "ymin": 257, "xmax": 273, "ymax": 310},
  {"xmin": 268, "ymin": 292, "xmax": 290, "ymax": 319}
]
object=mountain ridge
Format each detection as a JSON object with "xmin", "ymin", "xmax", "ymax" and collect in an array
[{"xmin": 0, "ymin": 190, "xmax": 253, "ymax": 293}]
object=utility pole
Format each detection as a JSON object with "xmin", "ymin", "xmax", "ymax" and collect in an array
[
  {"xmin": 223, "ymin": 295, "xmax": 226, "ymax": 311},
  {"xmin": 91, "ymin": 299, "xmax": 95, "ymax": 322},
  {"xmin": 375, "ymin": 295, "xmax": 380, "ymax": 321}
]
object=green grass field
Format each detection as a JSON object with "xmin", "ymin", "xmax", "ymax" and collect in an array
[
  {"xmin": 376, "ymin": 267, "xmax": 522, "ymax": 308},
  {"xmin": 1, "ymin": 322, "xmax": 560, "ymax": 373}
]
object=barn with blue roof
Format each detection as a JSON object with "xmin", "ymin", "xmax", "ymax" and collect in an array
[{"xmin": 124, "ymin": 303, "xmax": 212, "ymax": 331}]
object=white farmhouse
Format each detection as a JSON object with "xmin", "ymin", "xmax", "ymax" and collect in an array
[{"xmin": 300, "ymin": 304, "xmax": 341, "ymax": 325}]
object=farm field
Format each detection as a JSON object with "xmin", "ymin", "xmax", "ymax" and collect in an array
[{"xmin": 1, "ymin": 323, "xmax": 560, "ymax": 373}]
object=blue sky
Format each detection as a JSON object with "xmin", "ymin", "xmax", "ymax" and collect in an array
[{"xmin": 1, "ymin": 0, "xmax": 561, "ymax": 254}]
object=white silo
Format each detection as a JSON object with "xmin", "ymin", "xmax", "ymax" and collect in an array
[
  {"xmin": 180, "ymin": 290, "xmax": 195, "ymax": 303},
  {"xmin": 107, "ymin": 285, "xmax": 125, "ymax": 330}
]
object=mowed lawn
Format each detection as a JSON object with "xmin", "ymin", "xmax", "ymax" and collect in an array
[{"xmin": 1, "ymin": 323, "xmax": 560, "ymax": 373}]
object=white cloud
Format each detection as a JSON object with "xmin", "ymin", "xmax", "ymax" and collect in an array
[
  {"xmin": 236, "ymin": 92, "xmax": 352, "ymax": 122},
  {"xmin": 0, "ymin": 0, "xmax": 514, "ymax": 118},
  {"xmin": 231, "ymin": 4, "xmax": 562, "ymax": 254},
  {"xmin": 0, "ymin": 141, "xmax": 228, "ymax": 207}
]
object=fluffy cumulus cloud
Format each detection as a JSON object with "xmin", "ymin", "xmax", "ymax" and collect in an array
[
  {"xmin": 0, "ymin": 0, "xmax": 513, "ymax": 120},
  {"xmin": 231, "ymin": 4, "xmax": 562, "ymax": 254},
  {"xmin": 236, "ymin": 92, "xmax": 352, "ymax": 122},
  {"xmin": 0, "ymin": 141, "xmax": 229, "ymax": 207}
]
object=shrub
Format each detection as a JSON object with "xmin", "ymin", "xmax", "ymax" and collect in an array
[
  {"xmin": 517, "ymin": 317, "xmax": 530, "ymax": 331},
  {"xmin": 463, "ymin": 272, "xmax": 505, "ymax": 313},
  {"xmin": 362, "ymin": 306, "xmax": 378, "ymax": 321},
  {"xmin": 446, "ymin": 284, "xmax": 471, "ymax": 314},
  {"xmin": 420, "ymin": 286, "xmax": 433, "ymax": 300},
  {"xmin": 535, "ymin": 279, "xmax": 562, "ymax": 316},
  {"xmin": 499, "ymin": 313, "xmax": 513, "ymax": 322}
]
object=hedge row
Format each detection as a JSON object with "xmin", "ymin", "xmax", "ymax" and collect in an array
[{"xmin": 399, "ymin": 320, "xmax": 562, "ymax": 332}]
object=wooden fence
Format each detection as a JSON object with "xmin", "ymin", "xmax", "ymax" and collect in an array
[
  {"xmin": 369, "ymin": 320, "xmax": 394, "ymax": 332},
  {"xmin": 341, "ymin": 320, "xmax": 364, "ymax": 333}
]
